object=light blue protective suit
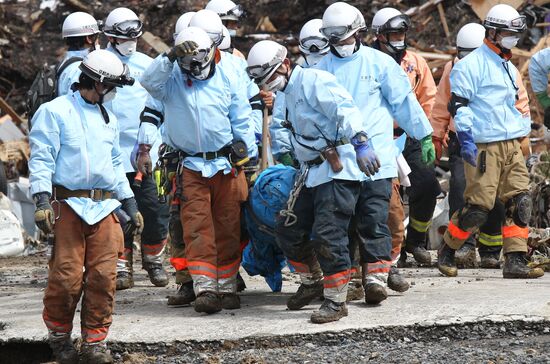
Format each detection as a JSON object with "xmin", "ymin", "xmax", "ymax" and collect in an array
[
  {"xmin": 315, "ymin": 45, "xmax": 433, "ymax": 181},
  {"xmin": 29, "ymin": 90, "xmax": 134, "ymax": 225},
  {"xmin": 528, "ymin": 47, "xmax": 550, "ymax": 94},
  {"xmin": 281, "ymin": 65, "xmax": 365, "ymax": 187},
  {"xmin": 57, "ymin": 49, "xmax": 89, "ymax": 96},
  {"xmin": 139, "ymin": 53, "xmax": 258, "ymax": 178},
  {"xmin": 450, "ymin": 43, "xmax": 530, "ymax": 142}
]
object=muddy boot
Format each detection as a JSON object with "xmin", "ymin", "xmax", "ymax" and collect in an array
[
  {"xmin": 287, "ymin": 281, "xmax": 324, "ymax": 310},
  {"xmin": 167, "ymin": 281, "xmax": 196, "ymax": 306},
  {"xmin": 364, "ymin": 282, "xmax": 388, "ymax": 304},
  {"xmin": 387, "ymin": 267, "xmax": 409, "ymax": 293},
  {"xmin": 236, "ymin": 272, "xmax": 247, "ymax": 292},
  {"xmin": 194, "ymin": 292, "xmax": 222, "ymax": 314},
  {"xmin": 144, "ymin": 263, "xmax": 169, "ymax": 287},
  {"xmin": 221, "ymin": 293, "xmax": 241, "ymax": 310},
  {"xmin": 310, "ymin": 299, "xmax": 348, "ymax": 324},
  {"xmin": 80, "ymin": 342, "xmax": 113, "ymax": 364},
  {"xmin": 346, "ymin": 280, "xmax": 365, "ymax": 302},
  {"xmin": 480, "ymin": 251, "xmax": 501, "ymax": 269},
  {"xmin": 116, "ymin": 250, "xmax": 133, "ymax": 291},
  {"xmin": 406, "ymin": 245, "xmax": 431, "ymax": 265},
  {"xmin": 437, "ymin": 243, "xmax": 458, "ymax": 277},
  {"xmin": 48, "ymin": 333, "xmax": 78, "ymax": 364},
  {"xmin": 455, "ymin": 243, "xmax": 477, "ymax": 268},
  {"xmin": 502, "ymin": 253, "xmax": 544, "ymax": 279}
]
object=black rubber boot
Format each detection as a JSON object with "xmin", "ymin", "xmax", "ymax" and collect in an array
[
  {"xmin": 480, "ymin": 251, "xmax": 501, "ymax": 269},
  {"xmin": 310, "ymin": 299, "xmax": 348, "ymax": 324},
  {"xmin": 364, "ymin": 282, "xmax": 388, "ymax": 304},
  {"xmin": 167, "ymin": 281, "xmax": 196, "ymax": 306},
  {"xmin": 406, "ymin": 245, "xmax": 432, "ymax": 265},
  {"xmin": 115, "ymin": 271, "xmax": 134, "ymax": 291},
  {"xmin": 80, "ymin": 342, "xmax": 113, "ymax": 364},
  {"xmin": 387, "ymin": 267, "xmax": 410, "ymax": 293},
  {"xmin": 437, "ymin": 243, "xmax": 458, "ymax": 277},
  {"xmin": 194, "ymin": 292, "xmax": 222, "ymax": 314},
  {"xmin": 287, "ymin": 282, "xmax": 324, "ymax": 310},
  {"xmin": 502, "ymin": 253, "xmax": 544, "ymax": 279},
  {"xmin": 455, "ymin": 242, "xmax": 477, "ymax": 268},
  {"xmin": 221, "ymin": 293, "xmax": 241, "ymax": 309},
  {"xmin": 49, "ymin": 335, "xmax": 78, "ymax": 364},
  {"xmin": 144, "ymin": 263, "xmax": 169, "ymax": 287}
]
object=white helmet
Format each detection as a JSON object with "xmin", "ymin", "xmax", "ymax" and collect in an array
[
  {"xmin": 371, "ymin": 7, "xmax": 411, "ymax": 35},
  {"xmin": 220, "ymin": 26, "xmax": 231, "ymax": 51},
  {"xmin": 189, "ymin": 9, "xmax": 224, "ymax": 46},
  {"xmin": 299, "ymin": 19, "xmax": 329, "ymax": 55},
  {"xmin": 456, "ymin": 23, "xmax": 486, "ymax": 49},
  {"xmin": 62, "ymin": 12, "xmax": 101, "ymax": 38},
  {"xmin": 175, "ymin": 27, "xmax": 216, "ymax": 80},
  {"xmin": 320, "ymin": 2, "xmax": 366, "ymax": 44},
  {"xmin": 173, "ymin": 12, "xmax": 196, "ymax": 41},
  {"xmin": 205, "ymin": 0, "xmax": 243, "ymax": 22},
  {"xmin": 79, "ymin": 49, "xmax": 134, "ymax": 87},
  {"xmin": 104, "ymin": 7, "xmax": 143, "ymax": 39},
  {"xmin": 246, "ymin": 40, "xmax": 287, "ymax": 86},
  {"xmin": 484, "ymin": 4, "xmax": 526, "ymax": 33}
]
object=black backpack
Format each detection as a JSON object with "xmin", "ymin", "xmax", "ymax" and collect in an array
[{"xmin": 26, "ymin": 56, "xmax": 83, "ymax": 127}]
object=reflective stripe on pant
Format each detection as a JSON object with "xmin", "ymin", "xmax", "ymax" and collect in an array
[
  {"xmin": 181, "ymin": 168, "xmax": 247, "ymax": 294},
  {"xmin": 126, "ymin": 172, "xmax": 169, "ymax": 265},
  {"xmin": 403, "ymin": 137, "xmax": 440, "ymax": 248},
  {"xmin": 276, "ymin": 179, "xmax": 360, "ymax": 303},
  {"xmin": 444, "ymin": 139, "xmax": 529, "ymax": 254},
  {"xmin": 387, "ymin": 179, "xmax": 405, "ymax": 262},
  {"xmin": 447, "ymin": 132, "xmax": 505, "ymax": 255},
  {"xmin": 354, "ymin": 178, "xmax": 393, "ymax": 275},
  {"xmin": 43, "ymin": 203, "xmax": 121, "ymax": 343}
]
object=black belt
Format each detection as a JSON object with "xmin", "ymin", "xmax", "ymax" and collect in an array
[{"xmin": 305, "ymin": 138, "xmax": 350, "ymax": 167}]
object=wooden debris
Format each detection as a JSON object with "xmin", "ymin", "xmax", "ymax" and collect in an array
[
  {"xmin": 61, "ymin": 0, "xmax": 91, "ymax": 13},
  {"xmin": 469, "ymin": 0, "xmax": 523, "ymax": 20},
  {"xmin": 436, "ymin": 3, "xmax": 451, "ymax": 45},
  {"xmin": 0, "ymin": 97, "xmax": 25, "ymax": 129},
  {"xmin": 141, "ymin": 31, "xmax": 169, "ymax": 54}
]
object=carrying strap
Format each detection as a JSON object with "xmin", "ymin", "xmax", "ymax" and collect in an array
[{"xmin": 55, "ymin": 56, "xmax": 83, "ymax": 80}]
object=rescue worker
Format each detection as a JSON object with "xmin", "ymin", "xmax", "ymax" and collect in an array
[
  {"xmin": 29, "ymin": 49, "xmax": 142, "ymax": 364},
  {"xmin": 371, "ymin": 8, "xmax": 440, "ymax": 272},
  {"xmin": 247, "ymin": 40, "xmax": 378, "ymax": 323},
  {"xmin": 150, "ymin": 10, "xmax": 261, "ymax": 306},
  {"xmin": 438, "ymin": 4, "xmax": 544, "ymax": 279},
  {"xmin": 529, "ymin": 47, "xmax": 550, "ymax": 129},
  {"xmin": 316, "ymin": 2, "xmax": 434, "ymax": 304},
  {"xmin": 57, "ymin": 11, "xmax": 101, "ymax": 96},
  {"xmin": 205, "ymin": 0, "xmax": 245, "ymax": 58},
  {"xmin": 103, "ymin": 7, "xmax": 170, "ymax": 289},
  {"xmin": 431, "ymin": 23, "xmax": 513, "ymax": 269},
  {"xmin": 140, "ymin": 27, "xmax": 257, "ymax": 314}
]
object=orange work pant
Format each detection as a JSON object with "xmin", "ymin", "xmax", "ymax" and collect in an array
[{"xmin": 387, "ymin": 179, "xmax": 405, "ymax": 262}]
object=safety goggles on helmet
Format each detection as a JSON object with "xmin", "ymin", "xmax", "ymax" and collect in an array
[
  {"xmin": 485, "ymin": 15, "xmax": 526, "ymax": 33},
  {"xmin": 80, "ymin": 62, "xmax": 135, "ymax": 87},
  {"xmin": 299, "ymin": 36, "xmax": 330, "ymax": 54},
  {"xmin": 377, "ymin": 14, "xmax": 411, "ymax": 34},
  {"xmin": 106, "ymin": 19, "xmax": 143, "ymax": 38},
  {"xmin": 320, "ymin": 25, "xmax": 354, "ymax": 43},
  {"xmin": 246, "ymin": 49, "xmax": 286, "ymax": 85},
  {"xmin": 219, "ymin": 5, "xmax": 244, "ymax": 20},
  {"xmin": 177, "ymin": 46, "xmax": 215, "ymax": 69}
]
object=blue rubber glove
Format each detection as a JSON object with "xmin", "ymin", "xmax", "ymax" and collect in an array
[
  {"xmin": 457, "ymin": 131, "xmax": 478, "ymax": 167},
  {"xmin": 351, "ymin": 133, "xmax": 380, "ymax": 176}
]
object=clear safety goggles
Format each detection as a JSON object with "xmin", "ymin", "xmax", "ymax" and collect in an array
[
  {"xmin": 207, "ymin": 31, "xmax": 224, "ymax": 46},
  {"xmin": 320, "ymin": 25, "xmax": 353, "ymax": 42},
  {"xmin": 108, "ymin": 19, "xmax": 143, "ymax": 38},
  {"xmin": 486, "ymin": 15, "xmax": 527, "ymax": 33},
  {"xmin": 378, "ymin": 14, "xmax": 411, "ymax": 34},
  {"xmin": 299, "ymin": 36, "xmax": 330, "ymax": 53},
  {"xmin": 246, "ymin": 58, "xmax": 282, "ymax": 83},
  {"xmin": 178, "ymin": 46, "xmax": 215, "ymax": 66},
  {"xmin": 219, "ymin": 5, "xmax": 244, "ymax": 20}
]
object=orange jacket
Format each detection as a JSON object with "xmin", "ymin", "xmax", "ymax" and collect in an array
[
  {"xmin": 429, "ymin": 58, "xmax": 530, "ymax": 139},
  {"xmin": 401, "ymin": 50, "xmax": 437, "ymax": 118}
]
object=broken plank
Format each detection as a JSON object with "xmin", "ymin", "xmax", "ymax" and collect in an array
[
  {"xmin": 0, "ymin": 96, "xmax": 26, "ymax": 129},
  {"xmin": 141, "ymin": 31, "xmax": 169, "ymax": 54},
  {"xmin": 437, "ymin": 3, "xmax": 451, "ymax": 44}
]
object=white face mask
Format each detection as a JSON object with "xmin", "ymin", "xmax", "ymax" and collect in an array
[
  {"xmin": 115, "ymin": 40, "xmax": 137, "ymax": 56},
  {"xmin": 500, "ymin": 36, "xmax": 519, "ymax": 50},
  {"xmin": 305, "ymin": 53, "xmax": 324, "ymax": 67},
  {"xmin": 228, "ymin": 29, "xmax": 237, "ymax": 37},
  {"xmin": 334, "ymin": 43, "xmax": 356, "ymax": 58},
  {"xmin": 265, "ymin": 74, "xmax": 287, "ymax": 92},
  {"xmin": 389, "ymin": 40, "xmax": 406, "ymax": 51},
  {"xmin": 101, "ymin": 87, "xmax": 117, "ymax": 103}
]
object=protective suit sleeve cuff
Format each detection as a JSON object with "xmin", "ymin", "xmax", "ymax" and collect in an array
[
  {"xmin": 30, "ymin": 183, "xmax": 52, "ymax": 196},
  {"xmin": 137, "ymin": 122, "xmax": 159, "ymax": 145}
]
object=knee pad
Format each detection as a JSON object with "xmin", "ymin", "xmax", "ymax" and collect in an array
[
  {"xmin": 458, "ymin": 204, "xmax": 489, "ymax": 231},
  {"xmin": 506, "ymin": 192, "xmax": 532, "ymax": 228}
]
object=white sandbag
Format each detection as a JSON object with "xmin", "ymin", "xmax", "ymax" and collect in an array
[{"xmin": 0, "ymin": 193, "xmax": 25, "ymax": 257}]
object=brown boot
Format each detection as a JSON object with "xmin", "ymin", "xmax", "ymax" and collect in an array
[
  {"xmin": 48, "ymin": 333, "xmax": 78, "ymax": 364},
  {"xmin": 310, "ymin": 299, "xmax": 348, "ymax": 324},
  {"xmin": 287, "ymin": 281, "xmax": 323, "ymax": 310},
  {"xmin": 194, "ymin": 292, "xmax": 222, "ymax": 314},
  {"xmin": 346, "ymin": 280, "xmax": 365, "ymax": 302},
  {"xmin": 80, "ymin": 342, "xmax": 113, "ymax": 364}
]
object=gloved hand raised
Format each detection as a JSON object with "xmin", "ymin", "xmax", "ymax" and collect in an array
[
  {"xmin": 136, "ymin": 144, "xmax": 152, "ymax": 177},
  {"xmin": 457, "ymin": 130, "xmax": 478, "ymax": 167},
  {"xmin": 420, "ymin": 134, "xmax": 436, "ymax": 165},
  {"xmin": 33, "ymin": 192, "xmax": 54, "ymax": 234},
  {"xmin": 166, "ymin": 41, "xmax": 199, "ymax": 62},
  {"xmin": 120, "ymin": 197, "xmax": 144, "ymax": 235},
  {"xmin": 351, "ymin": 132, "xmax": 380, "ymax": 177}
]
